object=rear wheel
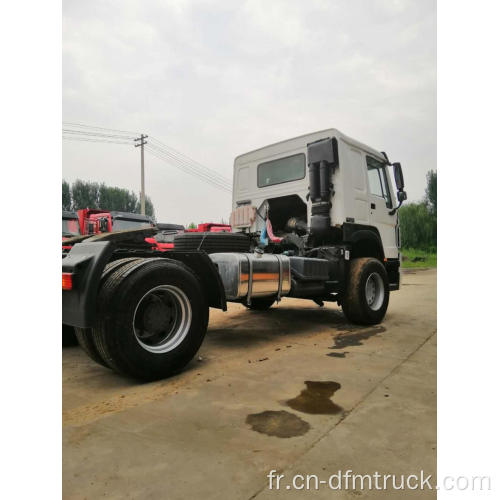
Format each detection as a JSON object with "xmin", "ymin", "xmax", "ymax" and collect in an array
[
  {"xmin": 92, "ymin": 259, "xmax": 209, "ymax": 381},
  {"xmin": 75, "ymin": 327, "xmax": 108, "ymax": 367},
  {"xmin": 74, "ymin": 258, "xmax": 144, "ymax": 369},
  {"xmin": 244, "ymin": 297, "xmax": 276, "ymax": 311},
  {"xmin": 342, "ymin": 257, "xmax": 389, "ymax": 325}
]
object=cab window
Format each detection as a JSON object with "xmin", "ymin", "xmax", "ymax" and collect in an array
[
  {"xmin": 257, "ymin": 153, "xmax": 305, "ymax": 187},
  {"xmin": 366, "ymin": 156, "xmax": 392, "ymax": 208}
]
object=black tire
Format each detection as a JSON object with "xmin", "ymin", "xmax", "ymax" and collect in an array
[
  {"xmin": 62, "ymin": 324, "xmax": 78, "ymax": 346},
  {"xmin": 173, "ymin": 232, "xmax": 251, "ymax": 254},
  {"xmin": 75, "ymin": 327, "xmax": 109, "ymax": 367},
  {"xmin": 244, "ymin": 297, "xmax": 276, "ymax": 310},
  {"xmin": 75, "ymin": 258, "xmax": 144, "ymax": 369},
  {"xmin": 342, "ymin": 257, "xmax": 389, "ymax": 325},
  {"xmin": 92, "ymin": 259, "xmax": 209, "ymax": 381}
]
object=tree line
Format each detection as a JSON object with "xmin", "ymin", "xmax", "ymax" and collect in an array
[
  {"xmin": 398, "ymin": 170, "xmax": 437, "ymax": 251},
  {"xmin": 62, "ymin": 180, "xmax": 155, "ymax": 218}
]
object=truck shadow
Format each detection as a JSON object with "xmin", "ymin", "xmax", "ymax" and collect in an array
[{"xmin": 206, "ymin": 305, "xmax": 366, "ymax": 349}]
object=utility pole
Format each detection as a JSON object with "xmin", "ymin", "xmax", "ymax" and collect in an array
[{"xmin": 134, "ymin": 134, "xmax": 148, "ymax": 215}]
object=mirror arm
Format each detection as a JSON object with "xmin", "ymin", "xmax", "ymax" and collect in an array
[{"xmin": 389, "ymin": 200, "xmax": 403, "ymax": 216}]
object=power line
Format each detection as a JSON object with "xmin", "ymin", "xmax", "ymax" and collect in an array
[
  {"xmin": 62, "ymin": 136, "xmax": 134, "ymax": 145},
  {"xmin": 62, "ymin": 122, "xmax": 232, "ymax": 193},
  {"xmin": 145, "ymin": 147, "xmax": 231, "ymax": 193},
  {"xmin": 145, "ymin": 146, "xmax": 231, "ymax": 192},
  {"xmin": 62, "ymin": 121, "xmax": 140, "ymax": 136},
  {"xmin": 144, "ymin": 144, "xmax": 231, "ymax": 191},
  {"xmin": 148, "ymin": 136, "xmax": 231, "ymax": 184},
  {"xmin": 62, "ymin": 129, "xmax": 136, "ymax": 140},
  {"xmin": 145, "ymin": 142, "xmax": 232, "ymax": 188}
]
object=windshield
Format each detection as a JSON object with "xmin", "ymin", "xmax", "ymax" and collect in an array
[
  {"xmin": 112, "ymin": 218, "xmax": 151, "ymax": 231},
  {"xmin": 62, "ymin": 218, "xmax": 80, "ymax": 236}
]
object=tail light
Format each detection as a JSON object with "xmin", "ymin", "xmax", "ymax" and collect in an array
[{"xmin": 62, "ymin": 273, "xmax": 73, "ymax": 291}]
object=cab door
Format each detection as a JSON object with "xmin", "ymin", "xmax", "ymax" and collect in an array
[{"xmin": 365, "ymin": 155, "xmax": 398, "ymax": 258}]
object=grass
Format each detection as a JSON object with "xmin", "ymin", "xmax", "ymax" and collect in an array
[{"xmin": 400, "ymin": 247, "xmax": 437, "ymax": 269}]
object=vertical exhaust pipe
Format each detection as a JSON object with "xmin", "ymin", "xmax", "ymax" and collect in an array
[{"xmin": 307, "ymin": 138, "xmax": 338, "ymax": 240}]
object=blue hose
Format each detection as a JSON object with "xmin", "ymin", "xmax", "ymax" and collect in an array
[{"xmin": 260, "ymin": 224, "xmax": 268, "ymax": 246}]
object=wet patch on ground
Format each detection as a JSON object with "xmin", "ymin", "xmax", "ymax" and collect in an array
[
  {"xmin": 326, "ymin": 352, "xmax": 349, "ymax": 358},
  {"xmin": 330, "ymin": 326, "xmax": 386, "ymax": 350},
  {"xmin": 286, "ymin": 381, "xmax": 343, "ymax": 415},
  {"xmin": 246, "ymin": 410, "xmax": 310, "ymax": 438}
]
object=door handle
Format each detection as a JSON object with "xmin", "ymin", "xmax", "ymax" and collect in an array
[{"xmin": 371, "ymin": 203, "xmax": 376, "ymax": 209}]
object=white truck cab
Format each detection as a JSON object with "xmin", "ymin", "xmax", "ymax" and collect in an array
[{"xmin": 232, "ymin": 128, "xmax": 401, "ymax": 259}]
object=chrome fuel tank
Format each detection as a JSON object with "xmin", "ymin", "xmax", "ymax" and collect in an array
[{"xmin": 209, "ymin": 253, "xmax": 291, "ymax": 301}]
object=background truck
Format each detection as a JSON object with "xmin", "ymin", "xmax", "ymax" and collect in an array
[
  {"xmin": 62, "ymin": 128, "xmax": 407, "ymax": 380},
  {"xmin": 62, "ymin": 211, "xmax": 82, "ymax": 238}
]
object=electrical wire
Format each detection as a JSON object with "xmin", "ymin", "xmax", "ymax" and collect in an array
[
  {"xmin": 148, "ymin": 136, "xmax": 230, "ymax": 184},
  {"xmin": 145, "ymin": 147, "xmax": 231, "ymax": 193},
  {"xmin": 62, "ymin": 121, "xmax": 140, "ymax": 136},
  {"xmin": 62, "ymin": 129, "xmax": 136, "ymax": 140},
  {"xmin": 62, "ymin": 122, "xmax": 232, "ymax": 192},
  {"xmin": 145, "ymin": 142, "xmax": 232, "ymax": 189},
  {"xmin": 62, "ymin": 136, "xmax": 134, "ymax": 145}
]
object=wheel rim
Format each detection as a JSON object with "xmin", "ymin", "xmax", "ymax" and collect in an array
[
  {"xmin": 365, "ymin": 272, "xmax": 384, "ymax": 311},
  {"xmin": 133, "ymin": 285, "xmax": 192, "ymax": 354}
]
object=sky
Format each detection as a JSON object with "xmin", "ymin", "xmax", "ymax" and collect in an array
[{"xmin": 63, "ymin": 0, "xmax": 436, "ymax": 224}]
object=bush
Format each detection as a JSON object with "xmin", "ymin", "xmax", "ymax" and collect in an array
[{"xmin": 399, "ymin": 202, "xmax": 436, "ymax": 251}]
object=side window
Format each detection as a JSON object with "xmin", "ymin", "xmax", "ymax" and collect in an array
[{"xmin": 366, "ymin": 156, "xmax": 392, "ymax": 208}]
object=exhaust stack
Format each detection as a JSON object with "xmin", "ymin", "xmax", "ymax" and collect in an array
[{"xmin": 307, "ymin": 138, "xmax": 338, "ymax": 239}]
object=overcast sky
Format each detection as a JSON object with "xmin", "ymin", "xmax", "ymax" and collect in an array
[{"xmin": 63, "ymin": 0, "xmax": 436, "ymax": 224}]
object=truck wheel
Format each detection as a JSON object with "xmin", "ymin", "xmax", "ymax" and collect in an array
[
  {"xmin": 62, "ymin": 324, "xmax": 78, "ymax": 346},
  {"xmin": 244, "ymin": 297, "xmax": 276, "ymax": 310},
  {"xmin": 92, "ymin": 259, "xmax": 209, "ymax": 381},
  {"xmin": 342, "ymin": 258, "xmax": 389, "ymax": 325},
  {"xmin": 74, "ymin": 258, "xmax": 145, "ymax": 369},
  {"xmin": 74, "ymin": 327, "xmax": 109, "ymax": 367},
  {"xmin": 173, "ymin": 232, "xmax": 251, "ymax": 254}
]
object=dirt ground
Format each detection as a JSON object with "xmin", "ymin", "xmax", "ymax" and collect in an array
[{"xmin": 63, "ymin": 268, "xmax": 436, "ymax": 499}]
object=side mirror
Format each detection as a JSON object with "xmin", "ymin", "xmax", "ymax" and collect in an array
[
  {"xmin": 389, "ymin": 162, "xmax": 407, "ymax": 215},
  {"xmin": 397, "ymin": 190, "xmax": 407, "ymax": 202},
  {"xmin": 393, "ymin": 162, "xmax": 404, "ymax": 190}
]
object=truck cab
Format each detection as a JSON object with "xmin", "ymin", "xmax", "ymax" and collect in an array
[
  {"xmin": 62, "ymin": 211, "xmax": 81, "ymax": 238},
  {"xmin": 230, "ymin": 128, "xmax": 406, "ymax": 289}
]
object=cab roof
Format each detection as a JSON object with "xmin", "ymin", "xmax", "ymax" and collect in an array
[{"xmin": 234, "ymin": 128, "xmax": 386, "ymax": 166}]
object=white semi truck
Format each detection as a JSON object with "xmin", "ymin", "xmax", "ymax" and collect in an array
[{"xmin": 62, "ymin": 128, "xmax": 407, "ymax": 380}]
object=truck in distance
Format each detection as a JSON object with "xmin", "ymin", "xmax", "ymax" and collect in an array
[{"xmin": 62, "ymin": 128, "xmax": 407, "ymax": 380}]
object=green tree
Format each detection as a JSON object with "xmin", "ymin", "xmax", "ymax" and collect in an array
[
  {"xmin": 62, "ymin": 180, "xmax": 71, "ymax": 211},
  {"xmin": 65, "ymin": 179, "xmax": 156, "ymax": 217},
  {"xmin": 71, "ymin": 180, "xmax": 100, "ymax": 209},
  {"xmin": 100, "ymin": 184, "xmax": 138, "ymax": 212},
  {"xmin": 144, "ymin": 196, "xmax": 155, "ymax": 219},
  {"xmin": 399, "ymin": 203, "xmax": 436, "ymax": 250},
  {"xmin": 398, "ymin": 170, "xmax": 437, "ymax": 251},
  {"xmin": 425, "ymin": 170, "xmax": 437, "ymax": 215}
]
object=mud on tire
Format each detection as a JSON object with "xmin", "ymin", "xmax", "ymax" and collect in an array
[{"xmin": 341, "ymin": 257, "xmax": 389, "ymax": 325}]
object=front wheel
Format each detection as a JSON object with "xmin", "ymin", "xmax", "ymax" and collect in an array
[
  {"xmin": 342, "ymin": 257, "xmax": 389, "ymax": 325},
  {"xmin": 92, "ymin": 259, "xmax": 209, "ymax": 381}
]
